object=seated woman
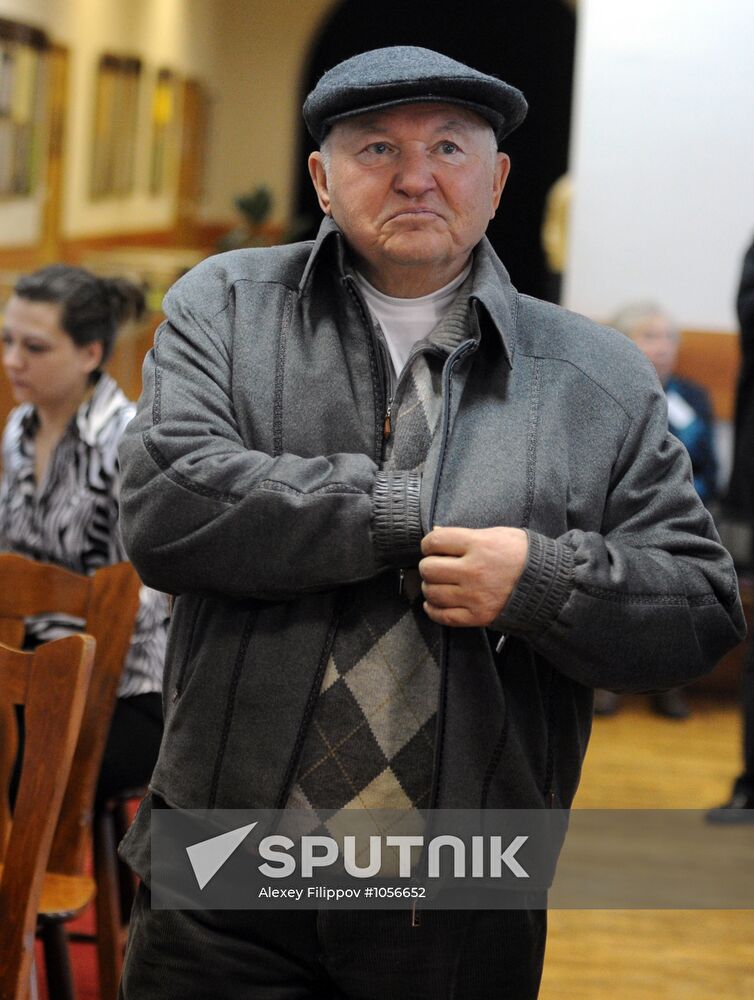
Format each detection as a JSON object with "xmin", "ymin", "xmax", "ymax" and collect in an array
[
  {"xmin": 595, "ymin": 302, "xmax": 719, "ymax": 719},
  {"xmin": 0, "ymin": 264, "xmax": 167, "ymax": 802}
]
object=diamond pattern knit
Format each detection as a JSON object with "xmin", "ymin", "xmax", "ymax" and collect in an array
[{"xmin": 287, "ymin": 281, "xmax": 473, "ymax": 835}]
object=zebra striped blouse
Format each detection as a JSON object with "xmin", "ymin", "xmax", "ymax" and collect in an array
[{"xmin": 0, "ymin": 373, "xmax": 167, "ymax": 698}]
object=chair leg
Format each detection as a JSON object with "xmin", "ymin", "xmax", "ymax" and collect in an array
[
  {"xmin": 40, "ymin": 921, "xmax": 74, "ymax": 1000},
  {"xmin": 113, "ymin": 800, "xmax": 139, "ymax": 922},
  {"xmin": 93, "ymin": 808, "xmax": 123, "ymax": 1000},
  {"xmin": 28, "ymin": 953, "xmax": 39, "ymax": 1000}
]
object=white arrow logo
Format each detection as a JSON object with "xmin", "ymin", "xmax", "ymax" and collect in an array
[{"xmin": 186, "ymin": 822, "xmax": 258, "ymax": 889}]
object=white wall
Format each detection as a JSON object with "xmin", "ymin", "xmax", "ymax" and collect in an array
[
  {"xmin": 200, "ymin": 0, "xmax": 335, "ymax": 227},
  {"xmin": 564, "ymin": 0, "xmax": 754, "ymax": 330}
]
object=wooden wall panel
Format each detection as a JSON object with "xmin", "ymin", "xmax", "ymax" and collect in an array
[{"xmin": 676, "ymin": 329, "xmax": 741, "ymax": 422}]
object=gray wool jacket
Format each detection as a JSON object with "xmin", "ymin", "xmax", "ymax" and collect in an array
[{"xmin": 118, "ymin": 218, "xmax": 745, "ymax": 845}]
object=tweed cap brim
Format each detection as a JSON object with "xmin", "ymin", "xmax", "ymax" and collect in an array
[{"xmin": 304, "ymin": 46, "xmax": 528, "ymax": 147}]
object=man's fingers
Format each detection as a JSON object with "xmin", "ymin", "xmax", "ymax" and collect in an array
[
  {"xmin": 421, "ymin": 582, "xmax": 462, "ymax": 608},
  {"xmin": 420, "ymin": 526, "xmax": 475, "ymax": 556},
  {"xmin": 423, "ymin": 602, "xmax": 476, "ymax": 627},
  {"xmin": 418, "ymin": 554, "xmax": 464, "ymax": 584}
]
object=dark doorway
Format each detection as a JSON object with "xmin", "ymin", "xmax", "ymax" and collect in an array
[{"xmin": 294, "ymin": 0, "xmax": 575, "ymax": 300}]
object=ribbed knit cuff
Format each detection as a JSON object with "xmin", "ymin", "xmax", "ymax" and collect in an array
[
  {"xmin": 493, "ymin": 530, "xmax": 574, "ymax": 634},
  {"xmin": 372, "ymin": 471, "xmax": 423, "ymax": 565}
]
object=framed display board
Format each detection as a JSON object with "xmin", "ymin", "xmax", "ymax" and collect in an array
[
  {"xmin": 90, "ymin": 53, "xmax": 142, "ymax": 198},
  {"xmin": 0, "ymin": 18, "xmax": 48, "ymax": 199}
]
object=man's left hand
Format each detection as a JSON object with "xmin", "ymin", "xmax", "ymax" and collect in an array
[{"xmin": 419, "ymin": 526, "xmax": 528, "ymax": 627}]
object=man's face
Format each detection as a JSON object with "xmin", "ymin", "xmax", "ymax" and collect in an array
[{"xmin": 308, "ymin": 102, "xmax": 510, "ymax": 296}]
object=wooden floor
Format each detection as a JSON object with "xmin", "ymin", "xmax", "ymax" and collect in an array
[{"xmin": 540, "ymin": 693, "xmax": 754, "ymax": 1000}]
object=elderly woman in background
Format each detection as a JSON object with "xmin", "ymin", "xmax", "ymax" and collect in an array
[
  {"xmin": 0, "ymin": 264, "xmax": 167, "ymax": 802},
  {"xmin": 595, "ymin": 302, "xmax": 719, "ymax": 719},
  {"xmin": 612, "ymin": 302, "xmax": 719, "ymax": 502}
]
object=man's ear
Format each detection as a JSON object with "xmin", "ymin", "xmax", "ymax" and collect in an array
[
  {"xmin": 308, "ymin": 151, "xmax": 332, "ymax": 216},
  {"xmin": 490, "ymin": 153, "xmax": 511, "ymax": 218}
]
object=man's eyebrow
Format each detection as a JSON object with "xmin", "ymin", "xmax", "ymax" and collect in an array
[
  {"xmin": 343, "ymin": 116, "xmax": 481, "ymax": 135},
  {"xmin": 433, "ymin": 119, "xmax": 480, "ymax": 134},
  {"xmin": 343, "ymin": 117, "xmax": 389, "ymax": 134}
]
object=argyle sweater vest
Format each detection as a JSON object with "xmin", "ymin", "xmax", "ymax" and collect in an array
[{"xmin": 288, "ymin": 281, "xmax": 474, "ymax": 821}]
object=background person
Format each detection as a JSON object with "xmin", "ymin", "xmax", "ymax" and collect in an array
[
  {"xmin": 708, "ymin": 233, "xmax": 754, "ymax": 822},
  {"xmin": 594, "ymin": 302, "xmax": 720, "ymax": 720},
  {"xmin": 612, "ymin": 302, "xmax": 718, "ymax": 503},
  {"xmin": 0, "ymin": 264, "xmax": 168, "ymax": 803}
]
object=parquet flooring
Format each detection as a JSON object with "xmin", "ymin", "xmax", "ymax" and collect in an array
[{"xmin": 541, "ymin": 694, "xmax": 754, "ymax": 999}]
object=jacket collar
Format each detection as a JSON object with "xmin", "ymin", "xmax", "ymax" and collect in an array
[
  {"xmin": 297, "ymin": 215, "xmax": 347, "ymax": 296},
  {"xmin": 299, "ymin": 216, "xmax": 517, "ymax": 368},
  {"xmin": 467, "ymin": 236, "xmax": 516, "ymax": 368}
]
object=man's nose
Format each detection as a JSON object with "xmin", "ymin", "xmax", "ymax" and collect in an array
[{"xmin": 393, "ymin": 147, "xmax": 436, "ymax": 197}]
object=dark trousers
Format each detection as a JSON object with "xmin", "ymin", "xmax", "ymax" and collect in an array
[
  {"xmin": 96, "ymin": 692, "xmax": 163, "ymax": 803},
  {"xmin": 120, "ymin": 885, "xmax": 546, "ymax": 1000},
  {"xmin": 11, "ymin": 692, "xmax": 162, "ymax": 808}
]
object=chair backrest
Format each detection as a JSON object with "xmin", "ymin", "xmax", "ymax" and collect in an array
[
  {"xmin": 0, "ymin": 634, "xmax": 94, "ymax": 1000},
  {"xmin": 0, "ymin": 553, "xmax": 142, "ymax": 875}
]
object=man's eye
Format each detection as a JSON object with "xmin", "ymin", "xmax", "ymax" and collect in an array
[
  {"xmin": 366, "ymin": 142, "xmax": 391, "ymax": 155},
  {"xmin": 438, "ymin": 141, "xmax": 461, "ymax": 155}
]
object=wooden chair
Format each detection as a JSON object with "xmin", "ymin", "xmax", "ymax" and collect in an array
[
  {"xmin": 0, "ymin": 554, "xmax": 142, "ymax": 1000},
  {"xmin": 0, "ymin": 634, "xmax": 95, "ymax": 1000}
]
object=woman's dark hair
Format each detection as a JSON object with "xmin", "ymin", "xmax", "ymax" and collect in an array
[{"xmin": 13, "ymin": 264, "xmax": 146, "ymax": 369}]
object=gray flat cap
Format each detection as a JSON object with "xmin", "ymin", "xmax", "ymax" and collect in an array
[{"xmin": 304, "ymin": 46, "xmax": 527, "ymax": 147}]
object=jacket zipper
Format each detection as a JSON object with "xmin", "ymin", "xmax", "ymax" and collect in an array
[
  {"xmin": 427, "ymin": 338, "xmax": 478, "ymax": 810},
  {"xmin": 343, "ymin": 275, "xmax": 390, "ymax": 462},
  {"xmin": 377, "ymin": 338, "xmax": 396, "ymax": 461},
  {"xmin": 383, "ymin": 397, "xmax": 393, "ymax": 441},
  {"xmin": 427, "ymin": 340, "xmax": 477, "ymax": 529}
]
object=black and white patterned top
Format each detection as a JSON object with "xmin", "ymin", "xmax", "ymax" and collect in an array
[{"xmin": 0, "ymin": 373, "xmax": 167, "ymax": 698}]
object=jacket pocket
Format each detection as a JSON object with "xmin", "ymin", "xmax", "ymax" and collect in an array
[
  {"xmin": 169, "ymin": 594, "xmax": 204, "ymax": 703},
  {"xmin": 480, "ymin": 631, "xmax": 512, "ymax": 808},
  {"xmin": 484, "ymin": 636, "xmax": 554, "ymax": 808},
  {"xmin": 534, "ymin": 647, "xmax": 557, "ymax": 805}
]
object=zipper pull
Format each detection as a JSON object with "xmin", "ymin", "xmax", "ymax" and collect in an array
[
  {"xmin": 398, "ymin": 568, "xmax": 405, "ymax": 596},
  {"xmin": 383, "ymin": 397, "xmax": 393, "ymax": 439}
]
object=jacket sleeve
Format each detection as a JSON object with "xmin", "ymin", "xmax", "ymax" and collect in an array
[
  {"xmin": 118, "ymin": 278, "xmax": 422, "ymax": 600},
  {"xmin": 495, "ymin": 376, "xmax": 746, "ymax": 691}
]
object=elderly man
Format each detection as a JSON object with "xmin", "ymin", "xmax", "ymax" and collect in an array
[{"xmin": 117, "ymin": 47, "xmax": 744, "ymax": 1000}]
